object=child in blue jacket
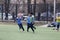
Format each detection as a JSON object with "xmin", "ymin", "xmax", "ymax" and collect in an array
[
  {"xmin": 27, "ymin": 13, "xmax": 35, "ymax": 33},
  {"xmin": 16, "ymin": 14, "xmax": 24, "ymax": 31}
]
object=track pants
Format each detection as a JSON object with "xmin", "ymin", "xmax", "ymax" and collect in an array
[{"xmin": 18, "ymin": 24, "xmax": 24, "ymax": 31}]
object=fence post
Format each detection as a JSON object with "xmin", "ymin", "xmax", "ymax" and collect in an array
[
  {"xmin": 27, "ymin": 0, "xmax": 31, "ymax": 13},
  {"xmin": 46, "ymin": 4, "xmax": 48, "ymax": 23},
  {"xmin": 1, "ymin": 4, "xmax": 3, "ymax": 21},
  {"xmin": 5, "ymin": 0, "xmax": 10, "ymax": 20},
  {"xmin": 33, "ymin": 0, "xmax": 36, "ymax": 16},
  {"xmin": 15, "ymin": 4, "xmax": 18, "ymax": 18}
]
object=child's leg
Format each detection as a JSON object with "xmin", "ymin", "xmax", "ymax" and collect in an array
[
  {"xmin": 20, "ymin": 24, "xmax": 25, "ymax": 31},
  {"xmin": 31, "ymin": 27, "xmax": 34, "ymax": 32},
  {"xmin": 56, "ymin": 23, "xmax": 59, "ymax": 31},
  {"xmin": 32, "ymin": 25, "xmax": 36, "ymax": 29},
  {"xmin": 33, "ymin": 26, "xmax": 36, "ymax": 29},
  {"xmin": 32, "ymin": 23, "xmax": 36, "ymax": 29},
  {"xmin": 27, "ymin": 23, "xmax": 30, "ymax": 32},
  {"xmin": 18, "ymin": 24, "xmax": 21, "ymax": 30},
  {"xmin": 30, "ymin": 24, "xmax": 34, "ymax": 32}
]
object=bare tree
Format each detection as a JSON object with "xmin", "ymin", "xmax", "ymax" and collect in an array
[
  {"xmin": 5, "ymin": 0, "xmax": 10, "ymax": 20},
  {"xmin": 27, "ymin": 0, "xmax": 31, "ymax": 13}
]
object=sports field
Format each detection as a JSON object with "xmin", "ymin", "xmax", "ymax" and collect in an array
[{"xmin": 0, "ymin": 23, "xmax": 60, "ymax": 40}]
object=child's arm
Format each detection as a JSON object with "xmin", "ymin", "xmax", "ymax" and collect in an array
[{"xmin": 32, "ymin": 17, "xmax": 35, "ymax": 24}]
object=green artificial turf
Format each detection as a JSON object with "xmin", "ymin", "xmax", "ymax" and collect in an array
[{"xmin": 0, "ymin": 24, "xmax": 60, "ymax": 40}]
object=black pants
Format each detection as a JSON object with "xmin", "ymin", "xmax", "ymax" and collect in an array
[
  {"xmin": 27, "ymin": 23, "xmax": 34, "ymax": 32},
  {"xmin": 57, "ymin": 23, "xmax": 60, "ymax": 30},
  {"xmin": 18, "ymin": 24, "xmax": 24, "ymax": 31},
  {"xmin": 31, "ymin": 23, "xmax": 36, "ymax": 29}
]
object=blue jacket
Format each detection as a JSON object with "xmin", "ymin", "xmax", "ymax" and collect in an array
[
  {"xmin": 27, "ymin": 16, "xmax": 31, "ymax": 24},
  {"xmin": 16, "ymin": 17, "xmax": 22, "ymax": 24},
  {"xmin": 27, "ymin": 16, "xmax": 34, "ymax": 24}
]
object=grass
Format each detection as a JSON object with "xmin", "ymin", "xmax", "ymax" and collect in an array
[{"xmin": 0, "ymin": 23, "xmax": 60, "ymax": 40}]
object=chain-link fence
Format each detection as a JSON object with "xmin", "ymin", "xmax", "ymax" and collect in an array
[{"xmin": 0, "ymin": 3, "xmax": 60, "ymax": 22}]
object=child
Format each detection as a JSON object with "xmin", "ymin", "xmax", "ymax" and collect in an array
[
  {"xmin": 26, "ymin": 13, "xmax": 35, "ymax": 33},
  {"xmin": 16, "ymin": 13, "xmax": 24, "ymax": 31},
  {"xmin": 31, "ymin": 13, "xmax": 36, "ymax": 29},
  {"xmin": 56, "ymin": 16, "xmax": 60, "ymax": 31}
]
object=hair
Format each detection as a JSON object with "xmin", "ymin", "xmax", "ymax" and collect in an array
[
  {"xmin": 28, "ymin": 12, "xmax": 33, "ymax": 15},
  {"xmin": 30, "ymin": 12, "xmax": 33, "ymax": 15}
]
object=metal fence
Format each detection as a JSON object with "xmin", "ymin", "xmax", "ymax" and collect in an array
[{"xmin": 0, "ymin": 3, "xmax": 60, "ymax": 22}]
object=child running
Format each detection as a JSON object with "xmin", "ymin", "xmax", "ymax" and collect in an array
[
  {"xmin": 16, "ymin": 13, "xmax": 24, "ymax": 31},
  {"xmin": 26, "ymin": 13, "xmax": 36, "ymax": 33}
]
